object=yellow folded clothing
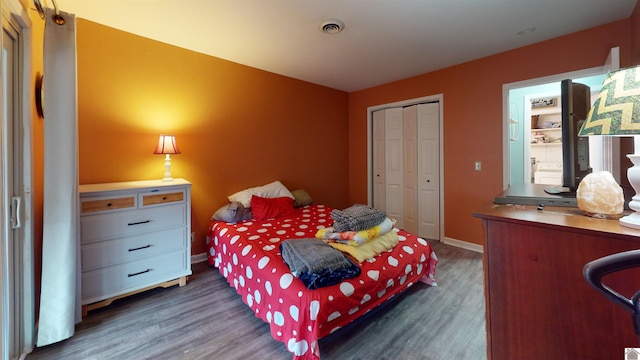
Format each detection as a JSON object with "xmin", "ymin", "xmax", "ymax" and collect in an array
[
  {"xmin": 316, "ymin": 217, "xmax": 394, "ymax": 246},
  {"xmin": 327, "ymin": 230, "xmax": 399, "ymax": 263}
]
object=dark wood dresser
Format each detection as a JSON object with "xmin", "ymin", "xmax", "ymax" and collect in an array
[{"xmin": 474, "ymin": 203, "xmax": 640, "ymax": 359}]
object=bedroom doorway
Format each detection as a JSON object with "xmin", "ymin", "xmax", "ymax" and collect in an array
[
  {"xmin": 368, "ymin": 95, "xmax": 443, "ymax": 241},
  {"xmin": 503, "ymin": 47, "xmax": 621, "ymax": 189}
]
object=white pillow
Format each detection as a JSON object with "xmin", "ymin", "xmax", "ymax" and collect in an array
[{"xmin": 228, "ymin": 180, "xmax": 294, "ymax": 207}]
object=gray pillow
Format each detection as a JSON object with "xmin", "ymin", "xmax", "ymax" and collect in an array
[
  {"xmin": 212, "ymin": 202, "xmax": 252, "ymax": 223},
  {"xmin": 292, "ymin": 189, "xmax": 313, "ymax": 207}
]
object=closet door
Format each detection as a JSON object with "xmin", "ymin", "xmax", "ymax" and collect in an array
[
  {"xmin": 372, "ymin": 102, "xmax": 440, "ymax": 240},
  {"xmin": 417, "ymin": 103, "xmax": 440, "ymax": 240},
  {"xmin": 383, "ymin": 107, "xmax": 404, "ymax": 227},
  {"xmin": 372, "ymin": 110, "xmax": 386, "ymax": 212},
  {"xmin": 402, "ymin": 106, "xmax": 418, "ymax": 234}
]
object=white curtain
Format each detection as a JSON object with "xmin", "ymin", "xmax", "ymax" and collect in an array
[{"xmin": 36, "ymin": 8, "xmax": 79, "ymax": 347}]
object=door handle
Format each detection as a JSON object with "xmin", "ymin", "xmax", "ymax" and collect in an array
[{"xmin": 11, "ymin": 196, "xmax": 21, "ymax": 229}]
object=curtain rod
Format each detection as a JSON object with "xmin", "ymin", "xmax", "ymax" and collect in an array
[{"xmin": 33, "ymin": 0, "xmax": 65, "ymax": 25}]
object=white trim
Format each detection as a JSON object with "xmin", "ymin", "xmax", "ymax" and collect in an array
[
  {"xmin": 441, "ymin": 237, "xmax": 484, "ymax": 253},
  {"xmin": 17, "ymin": 13, "xmax": 34, "ymax": 360},
  {"xmin": 366, "ymin": 94, "xmax": 445, "ymax": 242}
]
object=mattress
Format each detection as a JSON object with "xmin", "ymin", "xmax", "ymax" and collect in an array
[{"xmin": 207, "ymin": 204, "xmax": 438, "ymax": 360}]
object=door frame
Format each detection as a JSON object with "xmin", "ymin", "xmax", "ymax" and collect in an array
[
  {"xmin": 502, "ymin": 48, "xmax": 620, "ymax": 189},
  {"xmin": 366, "ymin": 94, "xmax": 444, "ymax": 241},
  {"xmin": 1, "ymin": 1, "xmax": 34, "ymax": 359}
]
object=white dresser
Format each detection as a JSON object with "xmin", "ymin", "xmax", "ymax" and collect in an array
[{"xmin": 79, "ymin": 179, "xmax": 192, "ymax": 315}]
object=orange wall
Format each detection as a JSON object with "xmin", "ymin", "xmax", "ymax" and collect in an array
[
  {"xmin": 633, "ymin": 2, "xmax": 640, "ymax": 63},
  {"xmin": 75, "ymin": 20, "xmax": 351, "ymax": 256},
  {"xmin": 348, "ymin": 19, "xmax": 634, "ymax": 246}
]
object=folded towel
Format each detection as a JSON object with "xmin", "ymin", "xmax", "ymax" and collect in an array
[
  {"xmin": 297, "ymin": 262, "xmax": 361, "ymax": 290},
  {"xmin": 316, "ymin": 217, "xmax": 395, "ymax": 246},
  {"xmin": 328, "ymin": 230, "xmax": 399, "ymax": 263},
  {"xmin": 331, "ymin": 204, "xmax": 387, "ymax": 232},
  {"xmin": 280, "ymin": 238, "xmax": 355, "ymax": 277},
  {"xmin": 280, "ymin": 238, "xmax": 360, "ymax": 289}
]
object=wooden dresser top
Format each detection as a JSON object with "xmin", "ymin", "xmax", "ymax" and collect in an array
[{"xmin": 473, "ymin": 202, "xmax": 640, "ymax": 240}]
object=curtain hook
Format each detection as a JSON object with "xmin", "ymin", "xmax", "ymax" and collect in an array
[
  {"xmin": 52, "ymin": 14, "xmax": 65, "ymax": 25},
  {"xmin": 50, "ymin": 0, "xmax": 65, "ymax": 25},
  {"xmin": 33, "ymin": 0, "xmax": 46, "ymax": 20}
]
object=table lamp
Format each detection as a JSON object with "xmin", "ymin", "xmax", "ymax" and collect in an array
[
  {"xmin": 153, "ymin": 134, "xmax": 181, "ymax": 182},
  {"xmin": 579, "ymin": 65, "xmax": 640, "ymax": 229}
]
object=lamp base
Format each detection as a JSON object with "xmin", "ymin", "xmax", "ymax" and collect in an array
[
  {"xmin": 620, "ymin": 154, "xmax": 640, "ymax": 230},
  {"xmin": 619, "ymin": 213, "xmax": 640, "ymax": 229},
  {"xmin": 161, "ymin": 154, "xmax": 174, "ymax": 182}
]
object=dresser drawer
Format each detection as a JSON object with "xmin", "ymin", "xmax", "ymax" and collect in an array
[
  {"xmin": 81, "ymin": 227, "xmax": 187, "ymax": 271},
  {"xmin": 81, "ymin": 203, "xmax": 186, "ymax": 244},
  {"xmin": 140, "ymin": 189, "xmax": 185, "ymax": 207},
  {"xmin": 81, "ymin": 250, "xmax": 189, "ymax": 304},
  {"xmin": 81, "ymin": 195, "xmax": 136, "ymax": 214}
]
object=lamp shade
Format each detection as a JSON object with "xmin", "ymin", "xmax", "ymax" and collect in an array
[
  {"xmin": 577, "ymin": 65, "xmax": 640, "ymax": 230},
  {"xmin": 153, "ymin": 135, "xmax": 181, "ymax": 155},
  {"xmin": 579, "ymin": 65, "xmax": 640, "ymax": 136}
]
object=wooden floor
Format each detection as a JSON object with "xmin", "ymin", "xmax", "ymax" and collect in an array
[{"xmin": 26, "ymin": 241, "xmax": 486, "ymax": 360}]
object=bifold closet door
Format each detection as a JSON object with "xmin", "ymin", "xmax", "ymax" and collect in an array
[
  {"xmin": 382, "ymin": 107, "xmax": 404, "ymax": 226},
  {"xmin": 416, "ymin": 103, "xmax": 440, "ymax": 240},
  {"xmin": 372, "ymin": 103, "xmax": 440, "ymax": 240},
  {"xmin": 402, "ymin": 105, "xmax": 418, "ymax": 234},
  {"xmin": 372, "ymin": 110, "xmax": 386, "ymax": 212}
]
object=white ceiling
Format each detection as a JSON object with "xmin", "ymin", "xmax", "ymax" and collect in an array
[{"xmin": 55, "ymin": 0, "xmax": 637, "ymax": 92}]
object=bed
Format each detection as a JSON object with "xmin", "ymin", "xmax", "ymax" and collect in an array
[{"xmin": 207, "ymin": 201, "xmax": 438, "ymax": 360}]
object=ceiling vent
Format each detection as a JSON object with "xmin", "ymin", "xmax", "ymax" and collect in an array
[{"xmin": 320, "ymin": 19, "xmax": 345, "ymax": 35}]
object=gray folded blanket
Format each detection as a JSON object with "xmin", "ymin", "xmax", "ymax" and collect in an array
[
  {"xmin": 280, "ymin": 238, "xmax": 354, "ymax": 277},
  {"xmin": 331, "ymin": 204, "xmax": 387, "ymax": 232}
]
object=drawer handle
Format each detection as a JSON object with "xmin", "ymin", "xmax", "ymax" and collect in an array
[
  {"xmin": 128, "ymin": 269, "xmax": 151, "ymax": 277},
  {"xmin": 128, "ymin": 245, "xmax": 151, "ymax": 252},
  {"xmin": 127, "ymin": 220, "xmax": 151, "ymax": 226}
]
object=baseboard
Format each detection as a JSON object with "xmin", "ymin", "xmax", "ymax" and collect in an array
[
  {"xmin": 441, "ymin": 236, "xmax": 484, "ymax": 253},
  {"xmin": 191, "ymin": 252, "xmax": 208, "ymax": 264}
]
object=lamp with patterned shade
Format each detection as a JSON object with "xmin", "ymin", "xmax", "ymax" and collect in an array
[
  {"xmin": 153, "ymin": 135, "xmax": 181, "ymax": 182},
  {"xmin": 579, "ymin": 65, "xmax": 640, "ymax": 228}
]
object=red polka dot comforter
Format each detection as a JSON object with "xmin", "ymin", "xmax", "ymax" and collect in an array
[{"xmin": 207, "ymin": 204, "xmax": 438, "ymax": 360}]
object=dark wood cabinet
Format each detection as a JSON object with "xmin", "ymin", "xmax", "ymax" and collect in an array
[{"xmin": 474, "ymin": 203, "xmax": 640, "ymax": 359}]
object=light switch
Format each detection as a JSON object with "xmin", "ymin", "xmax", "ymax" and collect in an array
[{"xmin": 475, "ymin": 161, "xmax": 482, "ymax": 171}]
